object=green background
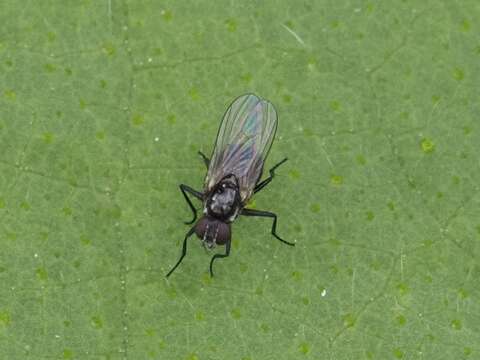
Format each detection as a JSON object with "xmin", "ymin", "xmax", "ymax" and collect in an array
[{"xmin": 1, "ymin": 1, "xmax": 479, "ymax": 359}]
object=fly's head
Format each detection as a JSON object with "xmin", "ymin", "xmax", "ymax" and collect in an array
[
  {"xmin": 194, "ymin": 216, "xmax": 231, "ymax": 249},
  {"xmin": 205, "ymin": 175, "xmax": 241, "ymax": 222}
]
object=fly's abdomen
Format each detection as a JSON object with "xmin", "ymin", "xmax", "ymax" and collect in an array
[{"xmin": 195, "ymin": 216, "xmax": 231, "ymax": 246}]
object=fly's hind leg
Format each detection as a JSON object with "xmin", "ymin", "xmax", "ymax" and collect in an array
[{"xmin": 241, "ymin": 208, "xmax": 295, "ymax": 246}]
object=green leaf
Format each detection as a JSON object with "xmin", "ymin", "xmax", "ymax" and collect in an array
[{"xmin": 1, "ymin": 1, "xmax": 479, "ymax": 359}]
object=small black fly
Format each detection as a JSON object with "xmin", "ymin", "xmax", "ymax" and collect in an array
[{"xmin": 166, "ymin": 94, "xmax": 295, "ymax": 278}]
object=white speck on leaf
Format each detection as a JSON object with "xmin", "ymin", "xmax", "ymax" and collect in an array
[{"xmin": 321, "ymin": 288, "xmax": 327, "ymax": 297}]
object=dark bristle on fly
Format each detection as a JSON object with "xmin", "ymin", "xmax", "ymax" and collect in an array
[{"xmin": 166, "ymin": 94, "xmax": 295, "ymax": 279}]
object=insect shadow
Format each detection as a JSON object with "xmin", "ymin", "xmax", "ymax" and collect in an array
[{"xmin": 166, "ymin": 94, "xmax": 295, "ymax": 278}]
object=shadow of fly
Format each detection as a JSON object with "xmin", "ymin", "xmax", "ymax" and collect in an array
[{"xmin": 166, "ymin": 94, "xmax": 295, "ymax": 278}]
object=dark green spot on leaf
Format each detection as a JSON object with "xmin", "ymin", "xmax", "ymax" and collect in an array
[
  {"xmin": 36, "ymin": 267, "xmax": 48, "ymax": 281},
  {"xmin": 96, "ymin": 131, "xmax": 105, "ymax": 140},
  {"xmin": 458, "ymin": 288, "xmax": 469, "ymax": 299},
  {"xmin": 102, "ymin": 43, "xmax": 116, "ymax": 56},
  {"xmin": 239, "ymin": 262, "xmax": 248, "ymax": 273},
  {"xmin": 342, "ymin": 313, "xmax": 356, "ymax": 328},
  {"xmin": 43, "ymin": 132, "xmax": 54, "ymax": 144},
  {"xmin": 451, "ymin": 319, "xmax": 462, "ymax": 330},
  {"xmin": 453, "ymin": 68, "xmax": 465, "ymax": 81},
  {"xmin": 20, "ymin": 201, "xmax": 30, "ymax": 210},
  {"xmin": 289, "ymin": 169, "xmax": 300, "ymax": 180},
  {"xmin": 356, "ymin": 155, "xmax": 366, "ymax": 165},
  {"xmin": 393, "ymin": 348, "xmax": 404, "ymax": 359},
  {"xmin": 91, "ymin": 315, "xmax": 103, "ymax": 329},
  {"xmin": 291, "ymin": 270, "xmax": 303, "ymax": 281},
  {"xmin": 461, "ymin": 19, "xmax": 471, "ymax": 32},
  {"xmin": 330, "ymin": 174, "xmax": 343, "ymax": 185},
  {"xmin": 47, "ymin": 31, "xmax": 56, "ymax": 42},
  {"xmin": 132, "ymin": 114, "xmax": 145, "ymax": 126},
  {"xmin": 167, "ymin": 114, "xmax": 176, "ymax": 124},
  {"xmin": 260, "ymin": 323, "xmax": 269, "ymax": 332},
  {"xmin": 421, "ymin": 138, "xmax": 435, "ymax": 153},
  {"xmin": 240, "ymin": 73, "xmax": 252, "ymax": 83},
  {"xmin": 329, "ymin": 100, "xmax": 341, "ymax": 111},
  {"xmin": 162, "ymin": 10, "xmax": 173, "ymax": 21},
  {"xmin": 396, "ymin": 282, "xmax": 409, "ymax": 295},
  {"xmin": 4, "ymin": 89, "xmax": 16, "ymax": 100},
  {"xmin": 0, "ymin": 311, "xmax": 11, "ymax": 327},
  {"xmin": 44, "ymin": 63, "xmax": 56, "ymax": 72},
  {"xmin": 63, "ymin": 349, "xmax": 73, "ymax": 359},
  {"xmin": 298, "ymin": 342, "xmax": 310, "ymax": 355},
  {"xmin": 366, "ymin": 211, "xmax": 375, "ymax": 221},
  {"xmin": 396, "ymin": 314, "xmax": 406, "ymax": 326},
  {"xmin": 230, "ymin": 308, "xmax": 241, "ymax": 319},
  {"xmin": 188, "ymin": 87, "xmax": 199, "ymax": 100},
  {"xmin": 225, "ymin": 18, "xmax": 237, "ymax": 32}
]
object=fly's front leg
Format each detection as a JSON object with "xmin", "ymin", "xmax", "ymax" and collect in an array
[
  {"xmin": 241, "ymin": 208, "xmax": 295, "ymax": 246},
  {"xmin": 179, "ymin": 184, "xmax": 203, "ymax": 225}
]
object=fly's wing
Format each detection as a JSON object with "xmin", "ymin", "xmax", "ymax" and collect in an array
[{"xmin": 205, "ymin": 94, "xmax": 278, "ymax": 202}]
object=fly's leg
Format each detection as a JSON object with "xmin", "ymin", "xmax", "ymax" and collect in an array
[
  {"xmin": 209, "ymin": 239, "xmax": 231, "ymax": 277},
  {"xmin": 179, "ymin": 184, "xmax": 203, "ymax": 225},
  {"xmin": 198, "ymin": 151, "xmax": 210, "ymax": 169},
  {"xmin": 166, "ymin": 226, "xmax": 196, "ymax": 278},
  {"xmin": 241, "ymin": 208, "xmax": 295, "ymax": 246},
  {"xmin": 254, "ymin": 158, "xmax": 288, "ymax": 194}
]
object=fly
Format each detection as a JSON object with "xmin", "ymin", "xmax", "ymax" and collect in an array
[{"xmin": 166, "ymin": 94, "xmax": 295, "ymax": 277}]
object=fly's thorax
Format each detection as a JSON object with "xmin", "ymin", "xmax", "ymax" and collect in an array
[
  {"xmin": 204, "ymin": 176, "xmax": 241, "ymax": 222},
  {"xmin": 194, "ymin": 216, "xmax": 231, "ymax": 247}
]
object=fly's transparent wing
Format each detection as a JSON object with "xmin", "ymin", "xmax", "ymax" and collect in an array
[{"xmin": 205, "ymin": 94, "xmax": 278, "ymax": 202}]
